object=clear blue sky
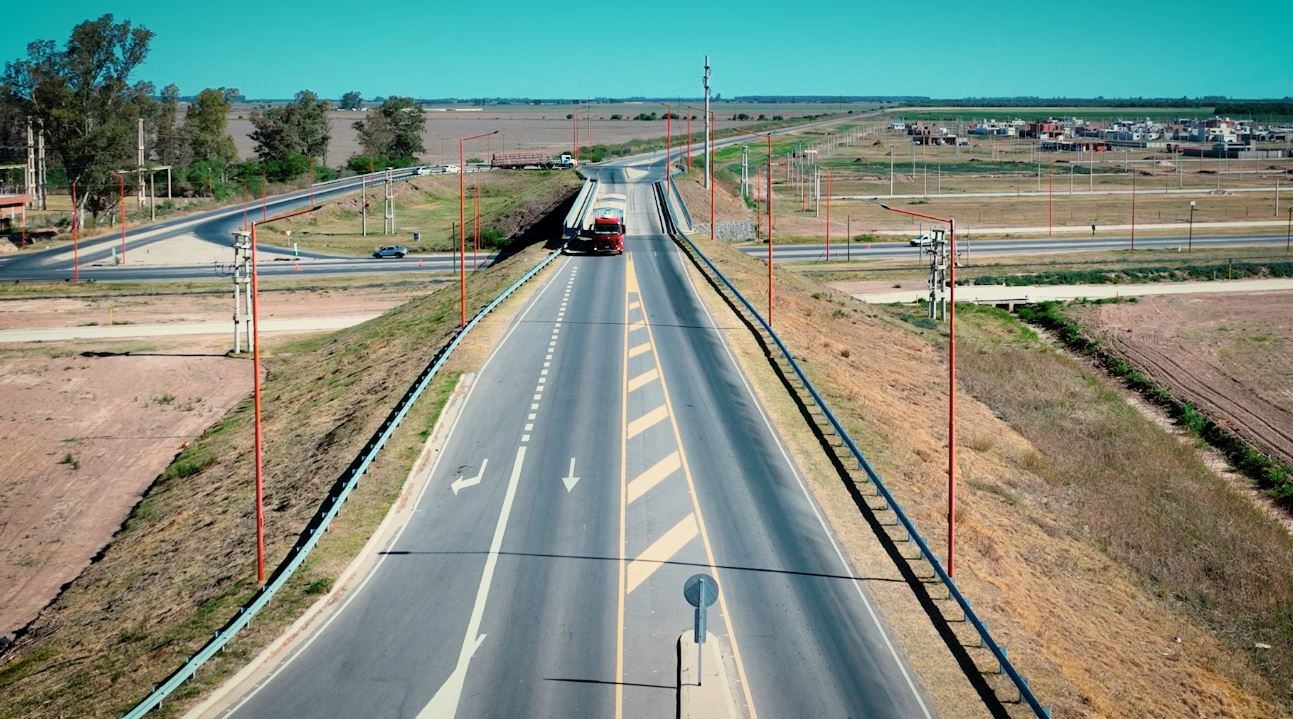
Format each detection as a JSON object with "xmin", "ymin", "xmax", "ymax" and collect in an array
[{"xmin": 6, "ymin": 1, "xmax": 1291, "ymax": 100}]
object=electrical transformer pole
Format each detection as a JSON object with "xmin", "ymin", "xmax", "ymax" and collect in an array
[{"xmin": 703, "ymin": 56, "xmax": 711, "ymax": 189}]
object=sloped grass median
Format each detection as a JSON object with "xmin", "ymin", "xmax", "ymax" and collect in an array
[{"xmin": 0, "ymin": 228, "xmax": 563, "ymax": 717}]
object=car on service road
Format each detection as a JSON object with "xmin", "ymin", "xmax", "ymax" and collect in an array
[{"xmin": 373, "ymin": 245, "xmax": 409, "ymax": 259}]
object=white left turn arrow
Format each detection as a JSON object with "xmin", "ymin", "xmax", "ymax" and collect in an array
[
  {"xmin": 450, "ymin": 459, "xmax": 487, "ymax": 495},
  {"xmin": 561, "ymin": 457, "xmax": 580, "ymax": 492}
]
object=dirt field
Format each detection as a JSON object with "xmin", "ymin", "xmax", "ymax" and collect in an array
[
  {"xmin": 0, "ymin": 283, "xmax": 430, "ymax": 639},
  {"xmin": 227, "ymin": 103, "xmax": 859, "ymax": 164},
  {"xmin": 0, "ymin": 352, "xmax": 249, "ymax": 636},
  {"xmin": 1072, "ymin": 291, "xmax": 1293, "ymax": 467}
]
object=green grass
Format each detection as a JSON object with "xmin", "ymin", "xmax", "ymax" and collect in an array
[{"xmin": 973, "ymin": 260, "xmax": 1293, "ymax": 287}]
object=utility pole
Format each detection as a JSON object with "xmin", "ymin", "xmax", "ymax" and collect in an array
[
  {"xmin": 36, "ymin": 123, "xmax": 47, "ymax": 210},
  {"xmin": 383, "ymin": 167, "xmax": 395, "ymax": 234},
  {"xmin": 137, "ymin": 118, "xmax": 146, "ymax": 210},
  {"xmin": 24, "ymin": 119, "xmax": 35, "ymax": 209},
  {"xmin": 741, "ymin": 145, "xmax": 749, "ymax": 198},
  {"xmin": 703, "ymin": 55, "xmax": 711, "ymax": 189}
]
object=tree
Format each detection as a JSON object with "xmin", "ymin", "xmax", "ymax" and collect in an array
[
  {"xmin": 1, "ymin": 14, "xmax": 154, "ymax": 220},
  {"xmin": 339, "ymin": 90, "xmax": 363, "ymax": 110},
  {"xmin": 248, "ymin": 90, "xmax": 331, "ymax": 175},
  {"xmin": 152, "ymin": 82, "xmax": 189, "ymax": 169},
  {"xmin": 352, "ymin": 96, "xmax": 424, "ymax": 164},
  {"xmin": 186, "ymin": 87, "xmax": 238, "ymax": 166}
]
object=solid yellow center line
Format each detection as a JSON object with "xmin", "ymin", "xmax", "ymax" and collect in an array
[
  {"xmin": 628, "ymin": 343, "xmax": 651, "ymax": 358},
  {"xmin": 627, "ymin": 367, "xmax": 659, "ymax": 393},
  {"xmin": 626, "ymin": 451, "xmax": 681, "ymax": 505},
  {"xmin": 626, "ymin": 405, "xmax": 668, "ymax": 438},
  {"xmin": 626, "ymin": 513, "xmax": 699, "ymax": 594}
]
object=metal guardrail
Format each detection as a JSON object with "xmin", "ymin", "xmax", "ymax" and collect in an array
[
  {"xmin": 122, "ymin": 246, "xmax": 562, "ymax": 718},
  {"xmin": 665, "ymin": 172, "xmax": 693, "ymax": 233},
  {"xmin": 654, "ymin": 182, "xmax": 1051, "ymax": 718}
]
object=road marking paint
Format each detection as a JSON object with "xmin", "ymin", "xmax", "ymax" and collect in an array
[
  {"xmin": 628, "ymin": 343, "xmax": 651, "ymax": 358},
  {"xmin": 626, "ymin": 451, "xmax": 680, "ymax": 504},
  {"xmin": 677, "ymin": 245, "xmax": 934, "ymax": 716},
  {"xmin": 521, "ymin": 434, "xmax": 530, "ymax": 442},
  {"xmin": 626, "ymin": 512, "xmax": 698, "ymax": 594},
  {"xmin": 615, "ymin": 259, "xmax": 632, "ymax": 719},
  {"xmin": 636, "ymin": 255, "xmax": 761, "ymax": 718},
  {"xmin": 541, "ymin": 369, "xmax": 549, "ymax": 376},
  {"xmin": 627, "ymin": 300, "xmax": 641, "ymax": 310},
  {"xmin": 530, "ymin": 403, "xmax": 539, "ymax": 410},
  {"xmin": 627, "ymin": 319, "xmax": 646, "ymax": 332},
  {"xmin": 449, "ymin": 459, "xmax": 487, "ymax": 495},
  {"xmin": 527, "ymin": 413, "xmax": 536, "ymax": 421},
  {"xmin": 533, "ymin": 394, "xmax": 542, "ymax": 401},
  {"xmin": 543, "ymin": 361, "xmax": 550, "ymax": 368},
  {"xmin": 417, "ymin": 445, "xmax": 527, "ymax": 719},
  {"xmin": 626, "ymin": 367, "xmax": 658, "ymax": 393},
  {"xmin": 626, "ymin": 405, "xmax": 667, "ymax": 438},
  {"xmin": 561, "ymin": 457, "xmax": 581, "ymax": 492},
  {"xmin": 538, "ymin": 377, "xmax": 546, "ymax": 385}
]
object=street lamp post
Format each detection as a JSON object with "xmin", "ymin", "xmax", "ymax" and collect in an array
[
  {"xmin": 243, "ymin": 202, "xmax": 322, "ymax": 585},
  {"xmin": 664, "ymin": 103, "xmax": 672, "ymax": 177},
  {"xmin": 459, "ymin": 130, "xmax": 499, "ymax": 327},
  {"xmin": 1188, "ymin": 201, "xmax": 1196, "ymax": 252},
  {"xmin": 735, "ymin": 127, "xmax": 775, "ymax": 324},
  {"xmin": 879, "ymin": 201, "xmax": 959, "ymax": 577}
]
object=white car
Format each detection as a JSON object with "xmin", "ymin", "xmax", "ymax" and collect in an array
[
  {"xmin": 441, "ymin": 164, "xmax": 461, "ymax": 174},
  {"xmin": 415, "ymin": 166, "xmax": 433, "ymax": 176},
  {"xmin": 909, "ymin": 232, "xmax": 936, "ymax": 247}
]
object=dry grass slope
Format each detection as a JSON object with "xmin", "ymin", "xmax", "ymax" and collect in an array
[
  {"xmin": 674, "ymin": 184, "xmax": 1289, "ymax": 716},
  {"xmin": 0, "ymin": 191, "xmax": 574, "ymax": 718}
]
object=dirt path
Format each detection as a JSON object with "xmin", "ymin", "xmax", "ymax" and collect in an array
[{"xmin": 0, "ymin": 354, "xmax": 251, "ymax": 636}]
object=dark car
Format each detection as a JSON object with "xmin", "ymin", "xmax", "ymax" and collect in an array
[{"xmin": 373, "ymin": 245, "xmax": 408, "ymax": 259}]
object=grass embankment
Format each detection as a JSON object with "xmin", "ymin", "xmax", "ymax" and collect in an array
[
  {"xmin": 675, "ymin": 226, "xmax": 1289, "ymax": 715},
  {"xmin": 973, "ymin": 259, "xmax": 1293, "ymax": 286},
  {"xmin": 1018, "ymin": 300, "xmax": 1293, "ymax": 505},
  {"xmin": 0, "ymin": 193, "xmax": 572, "ymax": 717},
  {"xmin": 253, "ymin": 170, "xmax": 580, "ymax": 256}
]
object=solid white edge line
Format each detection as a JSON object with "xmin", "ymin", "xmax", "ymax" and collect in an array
[
  {"xmin": 218, "ymin": 255, "xmax": 572, "ymax": 715},
  {"xmin": 674, "ymin": 240, "xmax": 935, "ymax": 719}
]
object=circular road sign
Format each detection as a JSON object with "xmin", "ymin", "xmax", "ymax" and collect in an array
[{"xmin": 683, "ymin": 573, "xmax": 719, "ymax": 608}]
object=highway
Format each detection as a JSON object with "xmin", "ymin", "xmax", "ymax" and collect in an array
[
  {"xmin": 207, "ymin": 157, "xmax": 933, "ymax": 717},
  {"xmin": 745, "ymin": 232, "xmax": 1293, "ymax": 264}
]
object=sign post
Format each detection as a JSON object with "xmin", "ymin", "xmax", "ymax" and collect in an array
[{"xmin": 683, "ymin": 573, "xmax": 719, "ymax": 686}]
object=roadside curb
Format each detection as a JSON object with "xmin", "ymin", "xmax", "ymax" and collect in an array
[{"xmin": 676, "ymin": 630, "xmax": 739, "ymax": 719}]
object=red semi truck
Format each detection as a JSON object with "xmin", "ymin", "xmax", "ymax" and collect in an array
[{"xmin": 589, "ymin": 208, "xmax": 625, "ymax": 254}]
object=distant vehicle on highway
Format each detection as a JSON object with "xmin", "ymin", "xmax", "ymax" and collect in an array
[
  {"xmin": 415, "ymin": 166, "xmax": 433, "ymax": 176},
  {"xmin": 490, "ymin": 152, "xmax": 577, "ymax": 170},
  {"xmin": 909, "ymin": 232, "xmax": 936, "ymax": 247},
  {"xmin": 441, "ymin": 164, "xmax": 461, "ymax": 174},
  {"xmin": 372, "ymin": 245, "xmax": 409, "ymax": 259}
]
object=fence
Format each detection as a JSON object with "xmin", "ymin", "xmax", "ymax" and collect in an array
[{"xmin": 653, "ymin": 181, "xmax": 1051, "ymax": 718}]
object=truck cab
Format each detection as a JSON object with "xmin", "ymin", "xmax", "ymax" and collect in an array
[{"xmin": 590, "ymin": 212, "xmax": 625, "ymax": 254}]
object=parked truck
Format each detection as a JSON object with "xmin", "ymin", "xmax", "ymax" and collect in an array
[{"xmin": 490, "ymin": 152, "xmax": 577, "ymax": 170}]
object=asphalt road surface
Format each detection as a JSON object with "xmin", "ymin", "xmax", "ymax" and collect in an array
[
  {"xmin": 0, "ymin": 169, "xmax": 492, "ymax": 282},
  {"xmin": 744, "ymin": 232, "xmax": 1293, "ymax": 264},
  {"xmin": 211, "ymin": 158, "xmax": 933, "ymax": 718}
]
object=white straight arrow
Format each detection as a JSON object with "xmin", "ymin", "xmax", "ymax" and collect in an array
[
  {"xmin": 561, "ymin": 457, "xmax": 580, "ymax": 492},
  {"xmin": 450, "ymin": 459, "xmax": 487, "ymax": 495}
]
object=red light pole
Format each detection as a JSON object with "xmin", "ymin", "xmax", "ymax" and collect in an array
[
  {"xmin": 664, "ymin": 103, "xmax": 672, "ymax": 176},
  {"xmin": 686, "ymin": 111, "xmax": 692, "ymax": 172},
  {"xmin": 572, "ymin": 108, "xmax": 579, "ymax": 162},
  {"xmin": 473, "ymin": 179, "xmax": 480, "ymax": 271},
  {"xmin": 71, "ymin": 179, "xmax": 79, "ymax": 283},
  {"xmin": 735, "ymin": 127, "xmax": 775, "ymax": 324},
  {"xmin": 880, "ymin": 201, "xmax": 959, "ymax": 577},
  {"xmin": 115, "ymin": 172, "xmax": 127, "ymax": 263},
  {"xmin": 246, "ymin": 203, "xmax": 321, "ymax": 585},
  {"xmin": 459, "ymin": 130, "xmax": 498, "ymax": 327},
  {"xmin": 709, "ymin": 112, "xmax": 716, "ymax": 244},
  {"xmin": 825, "ymin": 173, "xmax": 832, "ymax": 261}
]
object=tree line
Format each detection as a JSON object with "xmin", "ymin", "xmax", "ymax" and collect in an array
[{"xmin": 1, "ymin": 14, "xmax": 425, "ymax": 223}]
